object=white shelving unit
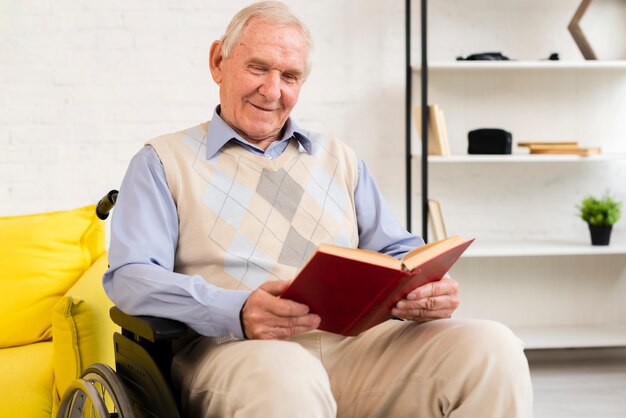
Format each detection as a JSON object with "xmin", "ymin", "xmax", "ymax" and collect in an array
[
  {"xmin": 426, "ymin": 154, "xmax": 626, "ymax": 163},
  {"xmin": 410, "ymin": 2, "xmax": 626, "ymax": 350},
  {"xmin": 424, "ymin": 60, "xmax": 626, "ymax": 71},
  {"xmin": 464, "ymin": 239, "xmax": 626, "ymax": 258}
]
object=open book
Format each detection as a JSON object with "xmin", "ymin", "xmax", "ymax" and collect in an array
[{"xmin": 281, "ymin": 236, "xmax": 474, "ymax": 336}]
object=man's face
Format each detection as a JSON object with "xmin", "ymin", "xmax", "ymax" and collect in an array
[{"xmin": 210, "ymin": 19, "xmax": 308, "ymax": 148}]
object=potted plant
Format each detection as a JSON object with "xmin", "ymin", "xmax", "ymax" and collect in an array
[{"xmin": 577, "ymin": 193, "xmax": 622, "ymax": 245}]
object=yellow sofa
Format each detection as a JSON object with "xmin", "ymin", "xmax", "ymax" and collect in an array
[{"xmin": 0, "ymin": 206, "xmax": 118, "ymax": 418}]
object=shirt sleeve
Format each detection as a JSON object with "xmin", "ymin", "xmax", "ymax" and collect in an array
[
  {"xmin": 354, "ymin": 160, "xmax": 425, "ymax": 257},
  {"xmin": 102, "ymin": 146, "xmax": 250, "ymax": 339}
]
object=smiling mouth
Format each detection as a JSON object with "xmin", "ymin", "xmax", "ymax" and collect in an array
[{"xmin": 249, "ymin": 102, "xmax": 277, "ymax": 112}]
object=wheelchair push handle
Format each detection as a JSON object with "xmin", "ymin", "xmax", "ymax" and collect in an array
[{"xmin": 96, "ymin": 190, "xmax": 119, "ymax": 220}]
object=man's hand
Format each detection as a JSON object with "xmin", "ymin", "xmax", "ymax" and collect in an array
[
  {"xmin": 391, "ymin": 277, "xmax": 460, "ymax": 323},
  {"xmin": 241, "ymin": 280, "xmax": 321, "ymax": 340}
]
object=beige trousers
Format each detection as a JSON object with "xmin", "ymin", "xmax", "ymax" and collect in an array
[{"xmin": 172, "ymin": 319, "xmax": 533, "ymax": 418}]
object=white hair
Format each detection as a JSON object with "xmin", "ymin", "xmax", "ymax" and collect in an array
[{"xmin": 220, "ymin": 1, "xmax": 314, "ymax": 77}]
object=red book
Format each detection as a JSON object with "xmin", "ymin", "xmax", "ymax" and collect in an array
[{"xmin": 281, "ymin": 235, "xmax": 474, "ymax": 336}]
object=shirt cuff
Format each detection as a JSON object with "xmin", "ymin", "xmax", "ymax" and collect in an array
[{"xmin": 201, "ymin": 288, "xmax": 250, "ymax": 339}]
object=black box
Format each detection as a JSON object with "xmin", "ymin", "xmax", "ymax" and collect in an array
[{"xmin": 468, "ymin": 128, "xmax": 512, "ymax": 155}]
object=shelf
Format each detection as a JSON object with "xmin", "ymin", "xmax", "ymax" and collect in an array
[
  {"xmin": 420, "ymin": 154, "xmax": 626, "ymax": 163},
  {"xmin": 413, "ymin": 60, "xmax": 626, "ymax": 71},
  {"xmin": 512, "ymin": 324, "xmax": 626, "ymax": 350},
  {"xmin": 463, "ymin": 239, "xmax": 626, "ymax": 257},
  {"xmin": 407, "ymin": 1, "xmax": 626, "ymax": 353}
]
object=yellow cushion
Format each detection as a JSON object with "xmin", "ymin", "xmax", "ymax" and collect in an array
[
  {"xmin": 0, "ymin": 205, "xmax": 105, "ymax": 348},
  {"xmin": 0, "ymin": 341, "xmax": 54, "ymax": 418},
  {"xmin": 52, "ymin": 254, "xmax": 118, "ymax": 406}
]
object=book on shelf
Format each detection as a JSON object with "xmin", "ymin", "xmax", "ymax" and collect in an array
[
  {"xmin": 413, "ymin": 104, "xmax": 450, "ymax": 156},
  {"xmin": 437, "ymin": 109, "xmax": 450, "ymax": 155},
  {"xmin": 517, "ymin": 141, "xmax": 601, "ymax": 156},
  {"xmin": 529, "ymin": 146, "xmax": 601, "ymax": 156},
  {"xmin": 280, "ymin": 236, "xmax": 474, "ymax": 336},
  {"xmin": 517, "ymin": 141, "xmax": 579, "ymax": 148},
  {"xmin": 428, "ymin": 199, "xmax": 448, "ymax": 242}
]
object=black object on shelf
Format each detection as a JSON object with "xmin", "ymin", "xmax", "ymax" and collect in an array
[
  {"xmin": 457, "ymin": 51, "xmax": 510, "ymax": 61},
  {"xmin": 546, "ymin": 52, "xmax": 560, "ymax": 61},
  {"xmin": 457, "ymin": 51, "xmax": 560, "ymax": 61},
  {"xmin": 468, "ymin": 128, "xmax": 513, "ymax": 155}
]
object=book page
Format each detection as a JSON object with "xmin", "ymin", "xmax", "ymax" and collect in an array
[
  {"xmin": 400, "ymin": 235, "xmax": 467, "ymax": 272},
  {"xmin": 317, "ymin": 244, "xmax": 402, "ymax": 270}
]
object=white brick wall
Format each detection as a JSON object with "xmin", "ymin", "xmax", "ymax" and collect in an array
[{"xmin": 1, "ymin": 0, "xmax": 407, "ymax": 219}]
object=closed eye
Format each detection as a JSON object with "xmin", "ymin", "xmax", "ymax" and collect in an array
[
  {"xmin": 282, "ymin": 72, "xmax": 300, "ymax": 84},
  {"xmin": 248, "ymin": 64, "xmax": 268, "ymax": 74}
]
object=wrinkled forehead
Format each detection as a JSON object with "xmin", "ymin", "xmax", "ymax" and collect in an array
[
  {"xmin": 237, "ymin": 18, "xmax": 311, "ymax": 75},
  {"xmin": 242, "ymin": 16, "xmax": 309, "ymax": 44},
  {"xmin": 238, "ymin": 18, "xmax": 308, "ymax": 49}
]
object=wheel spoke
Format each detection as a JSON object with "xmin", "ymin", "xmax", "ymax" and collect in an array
[{"xmin": 57, "ymin": 364, "xmax": 135, "ymax": 418}]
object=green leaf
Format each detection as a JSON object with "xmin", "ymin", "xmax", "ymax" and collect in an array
[{"xmin": 577, "ymin": 192, "xmax": 622, "ymax": 226}]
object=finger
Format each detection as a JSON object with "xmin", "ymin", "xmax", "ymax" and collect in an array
[
  {"xmin": 279, "ymin": 325, "xmax": 319, "ymax": 339},
  {"xmin": 396, "ymin": 294, "xmax": 459, "ymax": 311},
  {"xmin": 260, "ymin": 279, "xmax": 292, "ymax": 296},
  {"xmin": 270, "ymin": 297, "xmax": 311, "ymax": 317},
  {"xmin": 406, "ymin": 277, "xmax": 459, "ymax": 301},
  {"xmin": 391, "ymin": 307, "xmax": 454, "ymax": 322},
  {"xmin": 254, "ymin": 314, "xmax": 321, "ymax": 340},
  {"xmin": 242, "ymin": 281, "xmax": 315, "ymax": 339},
  {"xmin": 258, "ymin": 280, "xmax": 310, "ymax": 317},
  {"xmin": 278, "ymin": 313, "xmax": 321, "ymax": 331}
]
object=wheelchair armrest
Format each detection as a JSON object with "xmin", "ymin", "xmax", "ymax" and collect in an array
[{"xmin": 110, "ymin": 306, "xmax": 190, "ymax": 343}]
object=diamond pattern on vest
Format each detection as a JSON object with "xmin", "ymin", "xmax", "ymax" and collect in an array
[{"xmin": 148, "ymin": 124, "xmax": 359, "ymax": 291}]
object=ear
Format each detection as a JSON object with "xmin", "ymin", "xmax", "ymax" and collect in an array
[{"xmin": 209, "ymin": 40, "xmax": 224, "ymax": 84}]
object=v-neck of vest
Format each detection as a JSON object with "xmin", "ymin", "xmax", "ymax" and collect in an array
[{"xmin": 222, "ymin": 137, "xmax": 302, "ymax": 172}]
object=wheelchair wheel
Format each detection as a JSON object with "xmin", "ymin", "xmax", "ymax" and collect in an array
[{"xmin": 57, "ymin": 363, "xmax": 135, "ymax": 418}]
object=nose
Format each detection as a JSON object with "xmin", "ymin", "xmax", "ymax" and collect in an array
[{"xmin": 258, "ymin": 71, "xmax": 281, "ymax": 102}]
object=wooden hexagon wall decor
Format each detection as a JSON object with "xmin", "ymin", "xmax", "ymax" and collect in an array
[
  {"xmin": 568, "ymin": 0, "xmax": 626, "ymax": 60},
  {"xmin": 568, "ymin": 0, "xmax": 597, "ymax": 59}
]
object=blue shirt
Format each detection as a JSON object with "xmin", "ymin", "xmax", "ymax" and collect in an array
[{"xmin": 103, "ymin": 109, "xmax": 424, "ymax": 339}]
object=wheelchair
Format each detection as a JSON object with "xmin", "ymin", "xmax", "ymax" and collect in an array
[{"xmin": 57, "ymin": 191, "xmax": 194, "ymax": 418}]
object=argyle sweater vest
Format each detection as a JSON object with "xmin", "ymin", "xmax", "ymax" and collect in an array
[{"xmin": 148, "ymin": 122, "xmax": 360, "ymax": 291}]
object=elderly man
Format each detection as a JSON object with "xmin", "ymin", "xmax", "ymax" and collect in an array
[{"xmin": 104, "ymin": 1, "xmax": 533, "ymax": 417}]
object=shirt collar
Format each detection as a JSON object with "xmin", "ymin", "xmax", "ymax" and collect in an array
[{"xmin": 205, "ymin": 106, "xmax": 312, "ymax": 159}]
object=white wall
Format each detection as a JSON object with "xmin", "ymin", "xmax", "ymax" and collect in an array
[
  {"xmin": 1, "ymin": 0, "xmax": 407, "ymax": 220},
  {"xmin": 3, "ymin": 0, "xmax": 625, "ymax": 240},
  {"xmin": 418, "ymin": 0, "xmax": 626, "ymax": 62}
]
